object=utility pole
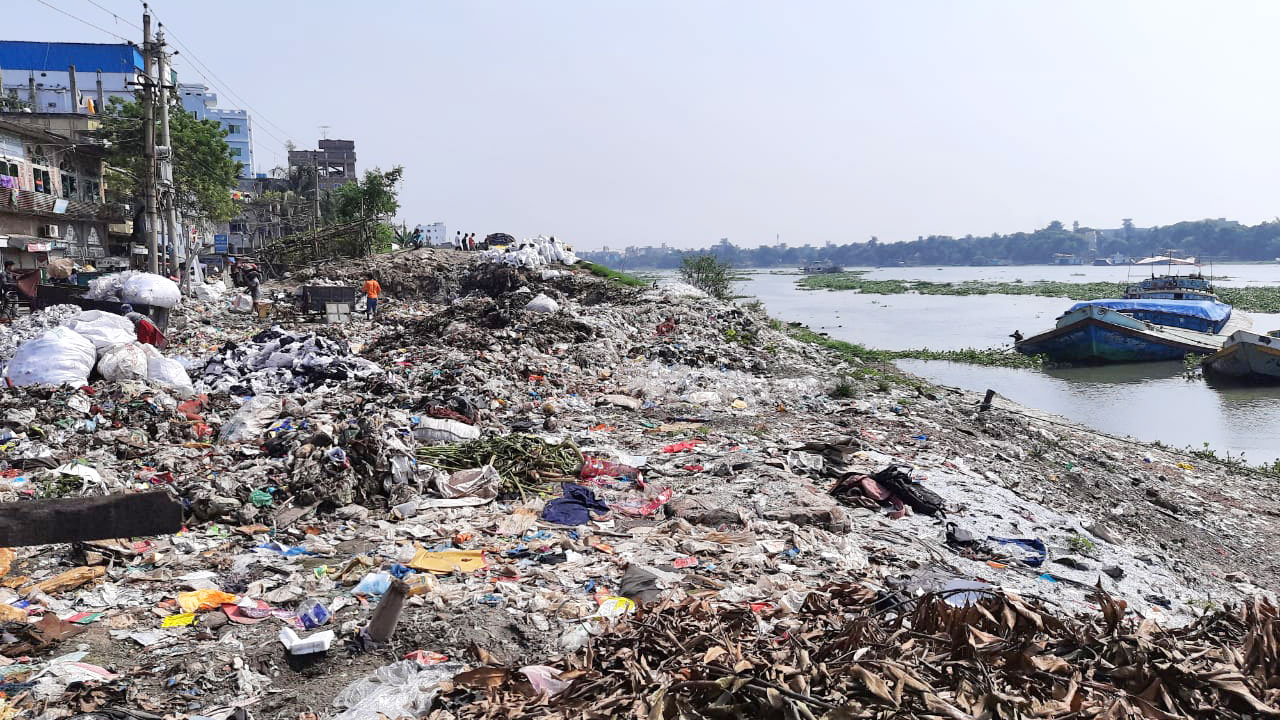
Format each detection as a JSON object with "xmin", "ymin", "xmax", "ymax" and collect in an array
[
  {"xmin": 312, "ymin": 151, "xmax": 321, "ymax": 261},
  {"xmin": 156, "ymin": 27, "xmax": 181, "ymax": 284},
  {"xmin": 142, "ymin": 5, "xmax": 159, "ymax": 274}
]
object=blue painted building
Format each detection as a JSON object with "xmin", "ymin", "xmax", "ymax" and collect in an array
[
  {"xmin": 178, "ymin": 83, "xmax": 253, "ymax": 177},
  {"xmin": 0, "ymin": 41, "xmax": 143, "ymax": 113}
]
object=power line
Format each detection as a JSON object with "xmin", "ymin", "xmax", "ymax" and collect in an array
[
  {"xmin": 81, "ymin": 0, "xmax": 142, "ymax": 31},
  {"xmin": 30, "ymin": 0, "xmax": 132, "ymax": 43}
]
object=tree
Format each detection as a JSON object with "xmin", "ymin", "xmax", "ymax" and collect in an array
[
  {"xmin": 331, "ymin": 166, "xmax": 404, "ymax": 254},
  {"xmin": 679, "ymin": 254, "xmax": 733, "ymax": 299},
  {"xmin": 95, "ymin": 95, "xmax": 240, "ymax": 221}
]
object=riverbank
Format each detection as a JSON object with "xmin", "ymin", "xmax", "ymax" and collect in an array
[
  {"xmin": 799, "ymin": 272, "xmax": 1280, "ymax": 312},
  {"xmin": 1, "ymin": 250, "xmax": 1278, "ymax": 717}
]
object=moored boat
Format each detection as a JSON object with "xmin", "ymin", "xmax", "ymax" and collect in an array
[
  {"xmin": 1201, "ymin": 330, "xmax": 1280, "ymax": 383},
  {"xmin": 1015, "ymin": 304, "xmax": 1226, "ymax": 364}
]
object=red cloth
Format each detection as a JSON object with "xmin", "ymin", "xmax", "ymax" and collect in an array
[{"xmin": 136, "ymin": 318, "xmax": 167, "ymax": 349}]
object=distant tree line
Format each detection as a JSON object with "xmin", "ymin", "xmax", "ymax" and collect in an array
[{"xmin": 581, "ymin": 218, "xmax": 1280, "ymax": 269}]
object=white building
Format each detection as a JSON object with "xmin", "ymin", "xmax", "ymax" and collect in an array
[{"xmin": 421, "ymin": 222, "xmax": 446, "ymax": 246}]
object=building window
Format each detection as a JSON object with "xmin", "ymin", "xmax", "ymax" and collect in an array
[
  {"xmin": 1, "ymin": 161, "xmax": 16, "ymax": 178},
  {"xmin": 226, "ymin": 124, "xmax": 240, "ymax": 135},
  {"xmin": 32, "ymin": 168, "xmax": 52, "ymax": 194},
  {"xmin": 61, "ymin": 173, "xmax": 77, "ymax": 199},
  {"xmin": 83, "ymin": 179, "xmax": 100, "ymax": 203},
  {"xmin": 230, "ymin": 147, "xmax": 242, "ymax": 157}
]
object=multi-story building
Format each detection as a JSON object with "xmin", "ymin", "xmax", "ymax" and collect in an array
[
  {"xmin": 178, "ymin": 83, "xmax": 253, "ymax": 177},
  {"xmin": 421, "ymin": 222, "xmax": 446, "ymax": 246},
  {"xmin": 288, "ymin": 139, "xmax": 356, "ymax": 192},
  {"xmin": 0, "ymin": 41, "xmax": 144, "ymax": 114},
  {"xmin": 0, "ymin": 116, "xmax": 119, "ymax": 267}
]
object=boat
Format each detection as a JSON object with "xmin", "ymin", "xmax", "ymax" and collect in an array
[
  {"xmin": 801, "ymin": 260, "xmax": 843, "ymax": 274},
  {"xmin": 1015, "ymin": 268, "xmax": 1241, "ymax": 364},
  {"xmin": 1201, "ymin": 330, "xmax": 1280, "ymax": 383},
  {"xmin": 1015, "ymin": 302, "xmax": 1231, "ymax": 363}
]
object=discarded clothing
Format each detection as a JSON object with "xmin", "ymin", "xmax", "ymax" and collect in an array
[{"xmin": 541, "ymin": 483, "xmax": 609, "ymax": 525}]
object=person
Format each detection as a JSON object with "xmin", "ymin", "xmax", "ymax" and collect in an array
[
  {"xmin": 242, "ymin": 264, "xmax": 262, "ymax": 315},
  {"xmin": 2, "ymin": 261, "xmax": 17, "ymax": 290},
  {"xmin": 1010, "ymin": 330, "xmax": 1023, "ymax": 343},
  {"xmin": 468, "ymin": 233, "xmax": 476, "ymax": 251},
  {"xmin": 361, "ymin": 274, "xmax": 382, "ymax": 320},
  {"xmin": 455, "ymin": 231, "xmax": 463, "ymax": 250},
  {"xmin": 120, "ymin": 303, "xmax": 167, "ymax": 348}
]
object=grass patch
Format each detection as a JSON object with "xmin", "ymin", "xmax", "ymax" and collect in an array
[
  {"xmin": 797, "ymin": 274, "xmax": 1280, "ymax": 313},
  {"xmin": 578, "ymin": 261, "xmax": 648, "ymax": 287},
  {"xmin": 788, "ymin": 325, "xmax": 1043, "ymax": 369}
]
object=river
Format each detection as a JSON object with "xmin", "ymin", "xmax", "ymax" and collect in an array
[{"xmin": 736, "ymin": 266, "xmax": 1280, "ymax": 464}]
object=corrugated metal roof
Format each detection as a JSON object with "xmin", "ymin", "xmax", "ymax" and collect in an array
[{"xmin": 0, "ymin": 41, "xmax": 142, "ymax": 73}]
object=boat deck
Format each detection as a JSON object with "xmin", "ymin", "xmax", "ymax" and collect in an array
[{"xmin": 1136, "ymin": 311, "xmax": 1252, "ymax": 352}]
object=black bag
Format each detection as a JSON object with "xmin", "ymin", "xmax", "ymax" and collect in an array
[{"xmin": 873, "ymin": 465, "xmax": 946, "ymax": 517}]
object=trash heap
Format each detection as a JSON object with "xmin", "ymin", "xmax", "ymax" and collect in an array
[
  {"xmin": 198, "ymin": 326, "xmax": 385, "ymax": 395},
  {"xmin": 0, "ymin": 244, "xmax": 1275, "ymax": 718},
  {"xmin": 82, "ymin": 270, "xmax": 183, "ymax": 309},
  {"xmin": 481, "ymin": 234, "xmax": 578, "ymax": 268}
]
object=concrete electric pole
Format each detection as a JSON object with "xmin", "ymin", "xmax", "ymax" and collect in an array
[
  {"xmin": 156, "ymin": 27, "xmax": 181, "ymax": 283},
  {"xmin": 142, "ymin": 5, "xmax": 159, "ymax": 274}
]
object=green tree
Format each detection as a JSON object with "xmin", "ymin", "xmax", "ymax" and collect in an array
[
  {"xmin": 95, "ymin": 95, "xmax": 240, "ymax": 221},
  {"xmin": 331, "ymin": 166, "xmax": 404, "ymax": 254},
  {"xmin": 679, "ymin": 253, "xmax": 733, "ymax": 299}
]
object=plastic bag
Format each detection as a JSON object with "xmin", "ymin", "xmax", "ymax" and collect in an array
[
  {"xmin": 97, "ymin": 342, "xmax": 148, "ymax": 381},
  {"xmin": 231, "ymin": 293, "xmax": 254, "ymax": 313},
  {"xmin": 64, "ymin": 310, "xmax": 135, "ymax": 353},
  {"xmin": 122, "ymin": 273, "xmax": 181, "ymax": 309},
  {"xmin": 140, "ymin": 344, "xmax": 194, "ymax": 394},
  {"xmin": 332, "ymin": 660, "xmax": 463, "ymax": 719},
  {"xmin": 192, "ymin": 281, "xmax": 225, "ymax": 302},
  {"xmin": 5, "ymin": 326, "xmax": 96, "ymax": 387},
  {"xmin": 218, "ymin": 395, "xmax": 281, "ymax": 444},
  {"xmin": 412, "ymin": 417, "xmax": 480, "ymax": 445},
  {"xmin": 525, "ymin": 293, "xmax": 559, "ymax": 314},
  {"xmin": 436, "ymin": 466, "xmax": 499, "ymax": 500}
]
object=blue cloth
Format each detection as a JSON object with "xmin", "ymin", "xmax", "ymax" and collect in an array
[
  {"xmin": 988, "ymin": 537, "xmax": 1047, "ymax": 567},
  {"xmin": 541, "ymin": 483, "xmax": 609, "ymax": 525},
  {"xmin": 366, "ymin": 297, "xmax": 378, "ymax": 314},
  {"xmin": 1067, "ymin": 299, "xmax": 1231, "ymax": 324}
]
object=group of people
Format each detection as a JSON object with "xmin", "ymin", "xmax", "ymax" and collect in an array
[{"xmin": 454, "ymin": 232, "xmax": 486, "ymax": 251}]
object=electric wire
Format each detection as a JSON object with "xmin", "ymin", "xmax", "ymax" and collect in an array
[{"xmin": 30, "ymin": 0, "xmax": 132, "ymax": 43}]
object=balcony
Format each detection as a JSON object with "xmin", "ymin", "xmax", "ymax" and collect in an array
[{"xmin": 1, "ymin": 188, "xmax": 123, "ymax": 221}]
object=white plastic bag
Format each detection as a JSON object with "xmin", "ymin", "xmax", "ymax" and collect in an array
[
  {"xmin": 97, "ymin": 342, "xmax": 148, "ymax": 381},
  {"xmin": 141, "ymin": 345, "xmax": 194, "ymax": 394},
  {"xmin": 122, "ymin": 273, "xmax": 181, "ymax": 309},
  {"xmin": 5, "ymin": 326, "xmax": 96, "ymax": 387},
  {"xmin": 219, "ymin": 395, "xmax": 281, "ymax": 444},
  {"xmin": 411, "ymin": 417, "xmax": 480, "ymax": 445},
  {"xmin": 192, "ymin": 281, "xmax": 225, "ymax": 302},
  {"xmin": 231, "ymin": 294, "xmax": 254, "ymax": 313},
  {"xmin": 65, "ymin": 310, "xmax": 135, "ymax": 353},
  {"xmin": 332, "ymin": 660, "xmax": 463, "ymax": 720},
  {"xmin": 525, "ymin": 293, "xmax": 559, "ymax": 314}
]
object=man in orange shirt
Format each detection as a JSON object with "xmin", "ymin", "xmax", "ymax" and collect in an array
[{"xmin": 361, "ymin": 275, "xmax": 383, "ymax": 320}]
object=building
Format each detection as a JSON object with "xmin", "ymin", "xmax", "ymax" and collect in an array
[
  {"xmin": 288, "ymin": 139, "xmax": 356, "ymax": 192},
  {"xmin": 0, "ymin": 116, "xmax": 118, "ymax": 267},
  {"xmin": 178, "ymin": 83, "xmax": 253, "ymax": 177},
  {"xmin": 0, "ymin": 41, "xmax": 143, "ymax": 114},
  {"xmin": 421, "ymin": 222, "xmax": 446, "ymax": 246}
]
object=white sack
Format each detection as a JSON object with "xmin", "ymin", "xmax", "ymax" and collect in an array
[
  {"xmin": 122, "ymin": 273, "xmax": 181, "ymax": 309},
  {"xmin": 5, "ymin": 326, "xmax": 96, "ymax": 387},
  {"xmin": 97, "ymin": 342, "xmax": 149, "ymax": 381},
  {"xmin": 525, "ymin": 293, "xmax": 559, "ymax": 314},
  {"xmin": 65, "ymin": 310, "xmax": 135, "ymax": 353}
]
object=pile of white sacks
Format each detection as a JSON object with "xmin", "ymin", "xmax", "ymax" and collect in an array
[
  {"xmin": 481, "ymin": 235, "xmax": 578, "ymax": 269},
  {"xmin": 4, "ymin": 273, "xmax": 192, "ymax": 393}
]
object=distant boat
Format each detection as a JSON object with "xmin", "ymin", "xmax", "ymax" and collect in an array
[
  {"xmin": 1015, "ymin": 272, "xmax": 1239, "ymax": 364},
  {"xmin": 1202, "ymin": 330, "xmax": 1280, "ymax": 383},
  {"xmin": 801, "ymin": 260, "xmax": 843, "ymax": 274},
  {"xmin": 1092, "ymin": 258, "xmax": 1113, "ymax": 266}
]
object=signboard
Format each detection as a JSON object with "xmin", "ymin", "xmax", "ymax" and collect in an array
[{"xmin": 214, "ymin": 233, "xmax": 228, "ymax": 253}]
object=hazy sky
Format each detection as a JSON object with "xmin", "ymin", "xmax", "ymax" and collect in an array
[{"xmin": 13, "ymin": 1, "xmax": 1280, "ymax": 249}]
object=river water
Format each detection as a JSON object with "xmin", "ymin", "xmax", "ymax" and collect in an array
[{"xmin": 736, "ymin": 265, "xmax": 1280, "ymax": 464}]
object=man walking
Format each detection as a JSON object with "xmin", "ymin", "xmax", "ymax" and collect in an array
[{"xmin": 362, "ymin": 274, "xmax": 383, "ymax": 320}]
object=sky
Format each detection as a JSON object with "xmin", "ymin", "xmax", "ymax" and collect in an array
[{"xmin": 11, "ymin": 0, "xmax": 1280, "ymax": 250}]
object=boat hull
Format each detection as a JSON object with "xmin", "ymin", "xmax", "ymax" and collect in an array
[
  {"xmin": 1016, "ymin": 308, "xmax": 1221, "ymax": 364},
  {"xmin": 1202, "ymin": 331, "xmax": 1280, "ymax": 383}
]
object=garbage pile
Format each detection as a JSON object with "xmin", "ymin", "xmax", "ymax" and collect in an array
[
  {"xmin": 198, "ymin": 326, "xmax": 385, "ymax": 395},
  {"xmin": 0, "ymin": 303, "xmax": 80, "ymax": 368},
  {"xmin": 0, "ymin": 245, "xmax": 1274, "ymax": 718},
  {"xmin": 481, "ymin": 234, "xmax": 578, "ymax": 268}
]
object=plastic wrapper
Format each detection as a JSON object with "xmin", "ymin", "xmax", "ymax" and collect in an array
[
  {"xmin": 525, "ymin": 293, "xmax": 560, "ymax": 314},
  {"xmin": 218, "ymin": 395, "xmax": 281, "ymax": 444},
  {"xmin": 332, "ymin": 660, "xmax": 463, "ymax": 719},
  {"xmin": 5, "ymin": 326, "xmax": 96, "ymax": 387},
  {"xmin": 412, "ymin": 417, "xmax": 480, "ymax": 444},
  {"xmin": 435, "ymin": 465, "xmax": 499, "ymax": 500}
]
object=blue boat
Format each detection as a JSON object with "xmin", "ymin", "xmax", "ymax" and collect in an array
[
  {"xmin": 1015, "ymin": 273, "xmax": 1237, "ymax": 364},
  {"xmin": 1015, "ymin": 304, "xmax": 1225, "ymax": 363}
]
